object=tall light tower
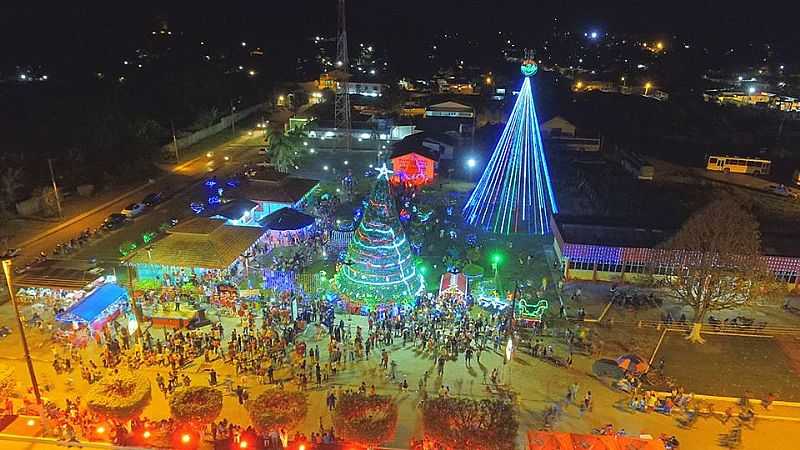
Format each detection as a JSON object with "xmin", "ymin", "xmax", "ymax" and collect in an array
[{"xmin": 334, "ymin": 0, "xmax": 352, "ymax": 152}]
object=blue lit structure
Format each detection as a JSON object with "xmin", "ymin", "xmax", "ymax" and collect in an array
[{"xmin": 463, "ymin": 59, "xmax": 558, "ymax": 235}]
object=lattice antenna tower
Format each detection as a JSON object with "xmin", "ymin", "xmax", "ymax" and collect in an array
[{"xmin": 334, "ymin": 0, "xmax": 352, "ymax": 152}]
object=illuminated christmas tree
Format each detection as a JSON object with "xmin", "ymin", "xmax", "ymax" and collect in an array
[
  {"xmin": 463, "ymin": 56, "xmax": 558, "ymax": 235},
  {"xmin": 335, "ymin": 164, "xmax": 425, "ymax": 305}
]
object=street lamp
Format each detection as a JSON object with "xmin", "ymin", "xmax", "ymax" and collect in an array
[
  {"xmin": 2, "ymin": 259, "xmax": 42, "ymax": 404},
  {"xmin": 466, "ymin": 158, "xmax": 477, "ymax": 169},
  {"xmin": 644, "ymin": 82, "xmax": 652, "ymax": 96}
]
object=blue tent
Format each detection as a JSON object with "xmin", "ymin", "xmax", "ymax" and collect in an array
[{"xmin": 57, "ymin": 284, "xmax": 128, "ymax": 324}]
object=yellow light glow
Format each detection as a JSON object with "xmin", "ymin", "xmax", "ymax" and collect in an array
[
  {"xmin": 656, "ymin": 42, "xmax": 664, "ymax": 50},
  {"xmin": 181, "ymin": 434, "xmax": 191, "ymax": 444},
  {"xmin": 575, "ymin": 81, "xmax": 583, "ymax": 89}
]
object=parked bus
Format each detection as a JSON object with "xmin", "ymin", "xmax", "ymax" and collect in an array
[{"xmin": 706, "ymin": 156, "xmax": 771, "ymax": 175}]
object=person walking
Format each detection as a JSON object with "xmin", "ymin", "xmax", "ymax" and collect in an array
[
  {"xmin": 437, "ymin": 355, "xmax": 446, "ymax": 377},
  {"xmin": 569, "ymin": 382, "xmax": 580, "ymax": 404},
  {"xmin": 465, "ymin": 347, "xmax": 473, "ymax": 367}
]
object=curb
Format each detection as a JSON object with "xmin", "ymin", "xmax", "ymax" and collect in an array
[{"xmin": 15, "ymin": 182, "xmax": 154, "ymax": 250}]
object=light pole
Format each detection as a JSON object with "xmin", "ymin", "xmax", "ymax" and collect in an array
[
  {"xmin": 2, "ymin": 259, "xmax": 42, "ymax": 404},
  {"xmin": 47, "ymin": 159, "xmax": 63, "ymax": 218}
]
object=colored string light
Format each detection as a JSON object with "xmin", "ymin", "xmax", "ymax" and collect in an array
[
  {"xmin": 464, "ymin": 63, "xmax": 558, "ymax": 235},
  {"xmin": 335, "ymin": 164, "xmax": 425, "ymax": 305}
]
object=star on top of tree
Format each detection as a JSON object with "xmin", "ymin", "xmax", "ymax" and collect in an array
[{"xmin": 376, "ymin": 163, "xmax": 393, "ymax": 180}]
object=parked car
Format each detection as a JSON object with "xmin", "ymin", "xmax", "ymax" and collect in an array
[
  {"xmin": 1, "ymin": 248, "xmax": 21, "ymax": 259},
  {"xmin": 121, "ymin": 203, "xmax": 145, "ymax": 217},
  {"xmin": 142, "ymin": 192, "xmax": 163, "ymax": 207},
  {"xmin": 103, "ymin": 213, "xmax": 128, "ymax": 230}
]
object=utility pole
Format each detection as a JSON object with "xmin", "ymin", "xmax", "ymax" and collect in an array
[
  {"xmin": 47, "ymin": 159, "xmax": 62, "ymax": 218},
  {"xmin": 230, "ymin": 100, "xmax": 237, "ymax": 135},
  {"xmin": 2, "ymin": 259, "xmax": 42, "ymax": 404},
  {"xmin": 170, "ymin": 120, "xmax": 180, "ymax": 162},
  {"xmin": 125, "ymin": 262, "xmax": 144, "ymax": 343}
]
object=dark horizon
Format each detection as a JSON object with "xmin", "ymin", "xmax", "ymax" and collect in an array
[{"xmin": 2, "ymin": 0, "xmax": 796, "ymax": 79}]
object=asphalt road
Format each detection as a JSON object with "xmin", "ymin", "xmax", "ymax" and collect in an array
[{"xmin": 11, "ymin": 131, "xmax": 269, "ymax": 270}]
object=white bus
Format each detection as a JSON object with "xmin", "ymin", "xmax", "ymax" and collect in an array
[{"xmin": 706, "ymin": 156, "xmax": 771, "ymax": 175}]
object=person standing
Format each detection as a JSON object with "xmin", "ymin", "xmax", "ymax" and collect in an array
[
  {"xmin": 437, "ymin": 355, "xmax": 446, "ymax": 377},
  {"xmin": 465, "ymin": 347, "xmax": 473, "ymax": 367}
]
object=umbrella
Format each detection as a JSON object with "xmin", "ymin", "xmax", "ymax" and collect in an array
[{"xmin": 615, "ymin": 354, "xmax": 650, "ymax": 374}]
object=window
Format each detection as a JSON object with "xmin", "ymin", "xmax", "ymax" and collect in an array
[
  {"xmin": 655, "ymin": 263, "xmax": 676, "ymax": 276},
  {"xmin": 624, "ymin": 262, "xmax": 646, "ymax": 274},
  {"xmin": 775, "ymin": 271, "xmax": 798, "ymax": 283},
  {"xmin": 597, "ymin": 262, "xmax": 623, "ymax": 273},
  {"xmin": 709, "ymin": 157, "xmax": 718, "ymax": 164},
  {"xmin": 570, "ymin": 260, "xmax": 594, "ymax": 271}
]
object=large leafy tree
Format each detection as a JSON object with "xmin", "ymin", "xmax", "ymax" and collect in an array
[
  {"xmin": 652, "ymin": 197, "xmax": 782, "ymax": 343},
  {"xmin": 421, "ymin": 397, "xmax": 517, "ymax": 450}
]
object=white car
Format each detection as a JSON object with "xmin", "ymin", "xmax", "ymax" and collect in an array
[{"xmin": 121, "ymin": 203, "xmax": 145, "ymax": 217}]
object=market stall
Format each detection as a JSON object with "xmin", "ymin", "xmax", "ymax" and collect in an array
[
  {"xmin": 258, "ymin": 207, "xmax": 317, "ymax": 247},
  {"xmin": 55, "ymin": 283, "xmax": 128, "ymax": 331},
  {"xmin": 437, "ymin": 272, "xmax": 468, "ymax": 303}
]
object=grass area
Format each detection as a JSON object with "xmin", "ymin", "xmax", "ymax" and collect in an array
[{"xmin": 655, "ymin": 333, "xmax": 800, "ymax": 401}]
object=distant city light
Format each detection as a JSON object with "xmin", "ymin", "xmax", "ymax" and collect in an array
[
  {"xmin": 344, "ymin": 160, "xmax": 349, "ymax": 165},
  {"xmin": 248, "ymin": 70, "xmax": 256, "ymax": 76},
  {"xmin": 369, "ymin": 69, "xmax": 376, "ymax": 75},
  {"xmin": 738, "ymin": 76, "xmax": 743, "ymax": 81},
  {"xmin": 323, "ymin": 165, "xmax": 329, "ymax": 171},
  {"xmin": 241, "ymin": 42, "xmax": 247, "ymax": 47},
  {"xmin": 589, "ymin": 31, "xmax": 598, "ymax": 40},
  {"xmin": 19, "ymin": 74, "xmax": 26, "ymax": 80},
  {"xmin": 656, "ymin": 41, "xmax": 664, "ymax": 50}
]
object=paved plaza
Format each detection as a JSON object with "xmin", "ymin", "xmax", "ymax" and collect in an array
[{"xmin": 2, "ymin": 298, "xmax": 800, "ymax": 449}]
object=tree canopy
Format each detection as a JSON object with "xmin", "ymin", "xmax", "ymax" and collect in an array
[
  {"xmin": 421, "ymin": 396, "xmax": 517, "ymax": 450},
  {"xmin": 653, "ymin": 196, "xmax": 782, "ymax": 342}
]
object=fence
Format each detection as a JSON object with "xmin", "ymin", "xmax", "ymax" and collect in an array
[{"xmin": 161, "ymin": 103, "xmax": 266, "ymax": 154}]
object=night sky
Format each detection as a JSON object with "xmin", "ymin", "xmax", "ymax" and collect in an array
[{"xmin": 1, "ymin": 0, "xmax": 796, "ymax": 78}]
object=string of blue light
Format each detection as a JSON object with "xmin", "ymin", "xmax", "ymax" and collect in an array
[{"xmin": 463, "ymin": 72, "xmax": 558, "ymax": 235}]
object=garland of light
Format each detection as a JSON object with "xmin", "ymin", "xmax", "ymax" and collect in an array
[{"xmin": 463, "ymin": 59, "xmax": 558, "ymax": 235}]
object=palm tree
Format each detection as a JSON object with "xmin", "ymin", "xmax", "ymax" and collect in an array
[
  {"xmin": 266, "ymin": 127, "xmax": 307, "ymax": 173},
  {"xmin": 0, "ymin": 168, "xmax": 24, "ymax": 215}
]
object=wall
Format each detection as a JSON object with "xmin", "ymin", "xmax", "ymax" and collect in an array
[{"xmin": 161, "ymin": 103, "xmax": 266, "ymax": 154}]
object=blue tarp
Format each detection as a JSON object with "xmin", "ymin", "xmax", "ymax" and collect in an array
[{"xmin": 57, "ymin": 283, "xmax": 127, "ymax": 324}]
